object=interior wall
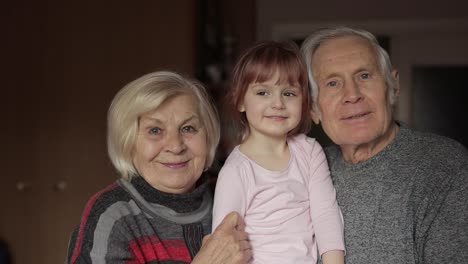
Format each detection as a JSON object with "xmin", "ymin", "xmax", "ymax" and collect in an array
[
  {"xmin": 256, "ymin": 0, "xmax": 468, "ymax": 126},
  {"xmin": 256, "ymin": 0, "xmax": 468, "ymax": 40},
  {"xmin": 392, "ymin": 31, "xmax": 468, "ymax": 124}
]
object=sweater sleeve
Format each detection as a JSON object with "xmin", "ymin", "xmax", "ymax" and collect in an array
[
  {"xmin": 306, "ymin": 137, "xmax": 345, "ymax": 255},
  {"xmin": 420, "ymin": 164, "xmax": 468, "ymax": 263},
  {"xmin": 212, "ymin": 158, "xmax": 248, "ymax": 231}
]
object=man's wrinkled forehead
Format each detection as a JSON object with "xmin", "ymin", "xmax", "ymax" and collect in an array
[{"xmin": 312, "ymin": 36, "xmax": 378, "ymax": 76}]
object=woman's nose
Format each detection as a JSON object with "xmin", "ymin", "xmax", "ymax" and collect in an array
[{"xmin": 165, "ymin": 132, "xmax": 186, "ymax": 154}]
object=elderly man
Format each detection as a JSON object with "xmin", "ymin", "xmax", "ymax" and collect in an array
[{"xmin": 301, "ymin": 27, "xmax": 468, "ymax": 263}]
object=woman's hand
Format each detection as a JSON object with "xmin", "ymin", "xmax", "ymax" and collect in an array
[{"xmin": 192, "ymin": 212, "xmax": 252, "ymax": 264}]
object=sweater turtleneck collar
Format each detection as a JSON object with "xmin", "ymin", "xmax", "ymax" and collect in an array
[{"xmin": 129, "ymin": 173, "xmax": 212, "ymax": 213}]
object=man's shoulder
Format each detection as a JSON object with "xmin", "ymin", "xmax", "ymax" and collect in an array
[
  {"xmin": 401, "ymin": 125, "xmax": 467, "ymax": 161},
  {"xmin": 324, "ymin": 144, "xmax": 342, "ymax": 162},
  {"xmin": 397, "ymin": 126, "xmax": 468, "ymax": 187}
]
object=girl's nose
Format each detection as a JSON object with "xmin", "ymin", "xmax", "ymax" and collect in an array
[{"xmin": 272, "ymin": 94, "xmax": 285, "ymax": 109}]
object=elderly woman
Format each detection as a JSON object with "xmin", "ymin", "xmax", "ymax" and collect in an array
[{"xmin": 66, "ymin": 71, "xmax": 251, "ymax": 264}]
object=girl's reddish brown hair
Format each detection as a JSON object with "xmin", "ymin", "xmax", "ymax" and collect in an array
[{"xmin": 223, "ymin": 40, "xmax": 311, "ymax": 146}]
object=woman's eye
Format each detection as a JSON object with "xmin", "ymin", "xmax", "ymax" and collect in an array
[
  {"xmin": 149, "ymin": 127, "xmax": 161, "ymax": 134},
  {"xmin": 182, "ymin": 125, "xmax": 197, "ymax": 133}
]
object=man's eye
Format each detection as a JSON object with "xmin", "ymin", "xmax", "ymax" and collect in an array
[
  {"xmin": 360, "ymin": 73, "xmax": 369, "ymax": 79},
  {"xmin": 182, "ymin": 126, "xmax": 197, "ymax": 133},
  {"xmin": 149, "ymin": 127, "xmax": 161, "ymax": 134},
  {"xmin": 327, "ymin": 81, "xmax": 338, "ymax": 87}
]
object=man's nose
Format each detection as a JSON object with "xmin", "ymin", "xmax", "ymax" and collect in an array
[{"xmin": 343, "ymin": 79, "xmax": 363, "ymax": 104}]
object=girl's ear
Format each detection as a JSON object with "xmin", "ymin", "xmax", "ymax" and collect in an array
[{"xmin": 238, "ymin": 102, "xmax": 246, "ymax": 112}]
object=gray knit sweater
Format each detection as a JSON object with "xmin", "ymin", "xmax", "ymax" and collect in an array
[{"xmin": 325, "ymin": 123, "xmax": 468, "ymax": 264}]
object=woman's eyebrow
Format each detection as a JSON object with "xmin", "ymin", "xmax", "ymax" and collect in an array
[{"xmin": 141, "ymin": 114, "xmax": 200, "ymax": 125}]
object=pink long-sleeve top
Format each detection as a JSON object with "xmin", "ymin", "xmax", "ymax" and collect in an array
[{"xmin": 212, "ymin": 134, "xmax": 345, "ymax": 264}]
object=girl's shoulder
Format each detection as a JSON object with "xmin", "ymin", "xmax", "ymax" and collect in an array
[
  {"xmin": 224, "ymin": 145, "xmax": 245, "ymax": 163},
  {"xmin": 288, "ymin": 134, "xmax": 325, "ymax": 160},
  {"xmin": 288, "ymin": 133, "xmax": 321, "ymax": 149},
  {"xmin": 220, "ymin": 146, "xmax": 252, "ymax": 171}
]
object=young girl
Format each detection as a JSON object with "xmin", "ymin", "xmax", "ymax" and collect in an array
[{"xmin": 212, "ymin": 41, "xmax": 345, "ymax": 264}]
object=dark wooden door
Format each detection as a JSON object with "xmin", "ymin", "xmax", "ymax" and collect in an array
[{"xmin": 1, "ymin": 1, "xmax": 196, "ymax": 263}]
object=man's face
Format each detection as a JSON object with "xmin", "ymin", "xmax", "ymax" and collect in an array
[{"xmin": 311, "ymin": 36, "xmax": 398, "ymax": 148}]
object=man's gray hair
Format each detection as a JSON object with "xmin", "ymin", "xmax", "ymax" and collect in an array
[{"xmin": 300, "ymin": 26, "xmax": 398, "ymax": 108}]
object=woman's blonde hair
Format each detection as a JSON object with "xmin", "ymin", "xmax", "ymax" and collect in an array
[{"xmin": 107, "ymin": 71, "xmax": 220, "ymax": 179}]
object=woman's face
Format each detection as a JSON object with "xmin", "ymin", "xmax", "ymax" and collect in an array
[{"xmin": 133, "ymin": 94, "xmax": 208, "ymax": 194}]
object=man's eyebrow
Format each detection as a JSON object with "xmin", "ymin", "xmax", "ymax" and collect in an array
[
  {"xmin": 353, "ymin": 65, "xmax": 374, "ymax": 73},
  {"xmin": 319, "ymin": 72, "xmax": 340, "ymax": 81},
  {"xmin": 319, "ymin": 65, "xmax": 376, "ymax": 81}
]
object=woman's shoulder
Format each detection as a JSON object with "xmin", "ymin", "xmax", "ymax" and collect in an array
[
  {"xmin": 79, "ymin": 180, "xmax": 133, "ymax": 221},
  {"xmin": 68, "ymin": 180, "xmax": 133, "ymax": 263}
]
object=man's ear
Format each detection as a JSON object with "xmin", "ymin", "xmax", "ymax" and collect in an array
[
  {"xmin": 310, "ymin": 104, "xmax": 321, "ymax": 125},
  {"xmin": 391, "ymin": 69, "xmax": 400, "ymax": 99}
]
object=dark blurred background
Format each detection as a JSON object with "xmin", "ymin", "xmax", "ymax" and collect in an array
[{"xmin": 2, "ymin": 0, "xmax": 467, "ymax": 263}]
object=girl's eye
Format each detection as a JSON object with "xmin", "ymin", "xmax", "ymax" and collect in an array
[
  {"xmin": 182, "ymin": 125, "xmax": 197, "ymax": 133},
  {"xmin": 283, "ymin": 91, "xmax": 296, "ymax": 97},
  {"xmin": 149, "ymin": 127, "xmax": 161, "ymax": 135},
  {"xmin": 256, "ymin": 91, "xmax": 268, "ymax": 96}
]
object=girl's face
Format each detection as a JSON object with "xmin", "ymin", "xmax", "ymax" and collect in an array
[{"xmin": 239, "ymin": 71, "xmax": 303, "ymax": 140}]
